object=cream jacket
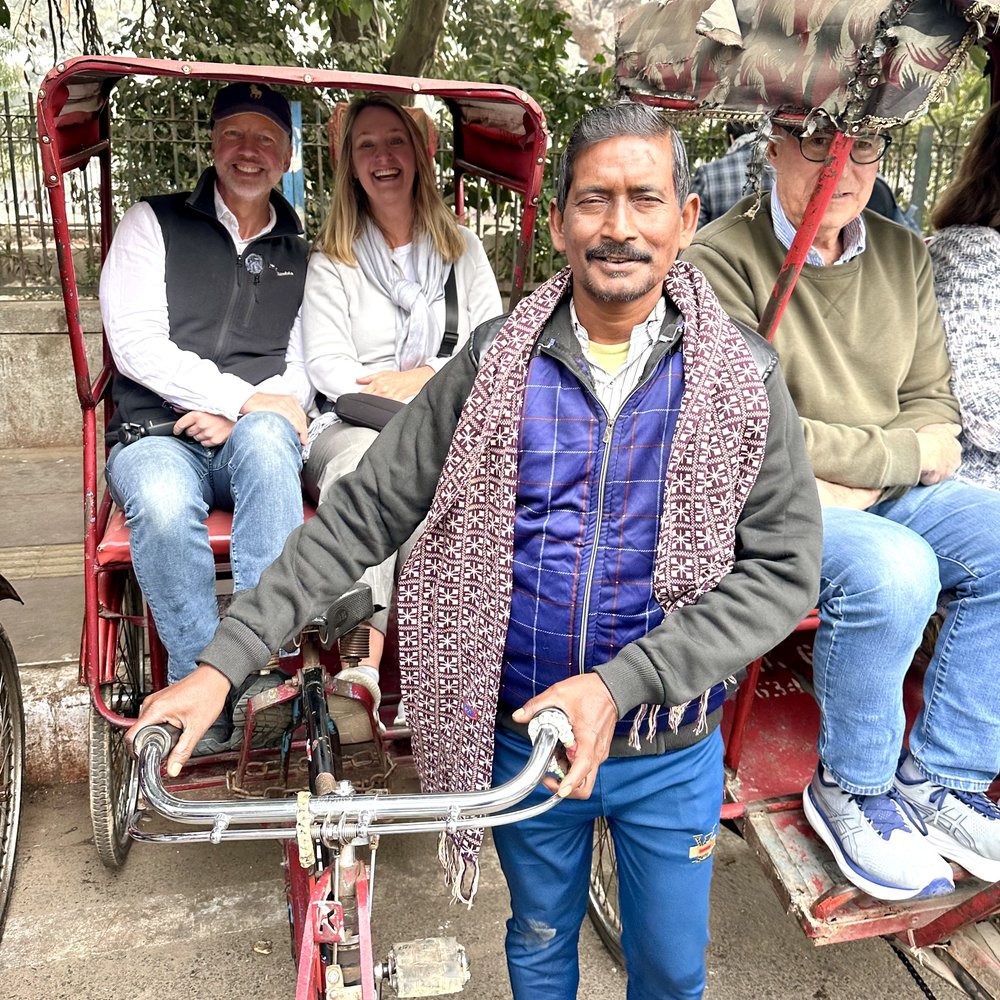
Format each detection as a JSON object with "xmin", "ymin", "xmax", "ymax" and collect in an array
[{"xmin": 302, "ymin": 227, "xmax": 503, "ymax": 402}]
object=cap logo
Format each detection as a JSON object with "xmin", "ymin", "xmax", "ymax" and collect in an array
[{"xmin": 249, "ymin": 84, "xmax": 263, "ymax": 101}]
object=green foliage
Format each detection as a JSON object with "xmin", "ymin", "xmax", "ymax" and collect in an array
[
  {"xmin": 121, "ymin": 0, "xmax": 304, "ymax": 65},
  {"xmin": 927, "ymin": 52, "xmax": 989, "ymax": 135},
  {"xmin": 117, "ymin": 0, "xmax": 400, "ymax": 71},
  {"xmin": 0, "ymin": 28, "xmax": 18, "ymax": 89},
  {"xmin": 436, "ymin": 0, "xmax": 614, "ymax": 279}
]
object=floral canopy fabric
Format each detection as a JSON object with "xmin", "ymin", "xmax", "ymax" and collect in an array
[{"xmin": 617, "ymin": 0, "xmax": 1000, "ymax": 129}]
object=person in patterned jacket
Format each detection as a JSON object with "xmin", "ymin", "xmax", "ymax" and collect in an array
[
  {"xmin": 928, "ymin": 100, "xmax": 1000, "ymax": 493},
  {"xmin": 129, "ymin": 103, "xmax": 821, "ymax": 1000}
]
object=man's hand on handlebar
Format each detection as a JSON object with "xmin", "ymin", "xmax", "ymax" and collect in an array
[
  {"xmin": 512, "ymin": 674, "xmax": 617, "ymax": 801},
  {"xmin": 125, "ymin": 664, "xmax": 232, "ymax": 777}
]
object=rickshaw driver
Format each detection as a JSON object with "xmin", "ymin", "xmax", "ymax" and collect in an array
[
  {"xmin": 128, "ymin": 103, "xmax": 821, "ymax": 1000},
  {"xmin": 685, "ymin": 124, "xmax": 1000, "ymax": 903},
  {"xmin": 102, "ymin": 82, "xmax": 312, "ymax": 749}
]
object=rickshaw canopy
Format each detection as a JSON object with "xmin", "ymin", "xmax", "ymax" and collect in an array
[
  {"xmin": 617, "ymin": 0, "xmax": 1000, "ymax": 128},
  {"xmin": 36, "ymin": 56, "xmax": 549, "ymax": 200}
]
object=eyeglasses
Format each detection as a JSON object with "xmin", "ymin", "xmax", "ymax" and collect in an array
[{"xmin": 794, "ymin": 130, "xmax": 891, "ymax": 165}]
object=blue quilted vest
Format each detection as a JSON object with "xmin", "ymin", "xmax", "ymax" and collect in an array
[{"xmin": 499, "ymin": 340, "xmax": 728, "ymax": 739}]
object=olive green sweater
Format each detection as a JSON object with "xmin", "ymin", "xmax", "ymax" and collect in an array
[{"xmin": 684, "ymin": 196, "xmax": 960, "ymax": 496}]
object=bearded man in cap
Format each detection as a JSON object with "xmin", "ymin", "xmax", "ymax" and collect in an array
[{"xmin": 100, "ymin": 81, "xmax": 312, "ymax": 750}]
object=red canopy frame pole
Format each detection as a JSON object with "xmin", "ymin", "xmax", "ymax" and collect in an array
[
  {"xmin": 36, "ymin": 91, "xmax": 106, "ymax": 688},
  {"xmin": 758, "ymin": 132, "xmax": 853, "ymax": 343}
]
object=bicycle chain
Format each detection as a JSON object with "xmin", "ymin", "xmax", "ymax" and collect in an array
[{"xmin": 888, "ymin": 940, "xmax": 940, "ymax": 1000}]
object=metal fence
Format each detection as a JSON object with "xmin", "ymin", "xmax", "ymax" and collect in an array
[
  {"xmin": 0, "ymin": 87, "xmax": 974, "ymax": 299},
  {"xmin": 0, "ymin": 87, "xmax": 538, "ymax": 298}
]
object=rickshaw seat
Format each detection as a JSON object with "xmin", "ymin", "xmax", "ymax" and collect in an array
[{"xmin": 96, "ymin": 503, "xmax": 316, "ymax": 567}]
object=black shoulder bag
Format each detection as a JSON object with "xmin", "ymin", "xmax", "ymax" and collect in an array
[{"xmin": 333, "ymin": 266, "xmax": 458, "ymax": 432}]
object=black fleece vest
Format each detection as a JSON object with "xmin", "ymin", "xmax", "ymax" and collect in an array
[{"xmin": 109, "ymin": 167, "xmax": 308, "ymax": 432}]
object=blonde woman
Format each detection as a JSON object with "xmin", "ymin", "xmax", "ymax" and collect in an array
[{"xmin": 303, "ymin": 94, "xmax": 502, "ymax": 711}]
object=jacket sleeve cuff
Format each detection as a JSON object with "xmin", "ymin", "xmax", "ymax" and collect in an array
[
  {"xmin": 883, "ymin": 427, "xmax": 922, "ymax": 485},
  {"xmin": 198, "ymin": 616, "xmax": 274, "ymax": 688},
  {"xmin": 592, "ymin": 645, "xmax": 663, "ymax": 717}
]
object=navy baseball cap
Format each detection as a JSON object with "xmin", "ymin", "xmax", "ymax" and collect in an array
[{"xmin": 210, "ymin": 82, "xmax": 292, "ymax": 137}]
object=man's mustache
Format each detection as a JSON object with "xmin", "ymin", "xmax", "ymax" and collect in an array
[{"xmin": 584, "ymin": 241, "xmax": 652, "ymax": 264}]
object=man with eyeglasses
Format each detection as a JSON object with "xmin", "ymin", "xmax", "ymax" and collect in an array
[{"xmin": 685, "ymin": 124, "xmax": 1000, "ymax": 903}]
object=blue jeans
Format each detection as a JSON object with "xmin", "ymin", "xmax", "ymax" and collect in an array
[
  {"xmin": 106, "ymin": 412, "xmax": 303, "ymax": 682},
  {"xmin": 814, "ymin": 479, "xmax": 1000, "ymax": 795},
  {"xmin": 491, "ymin": 726, "xmax": 723, "ymax": 1000}
]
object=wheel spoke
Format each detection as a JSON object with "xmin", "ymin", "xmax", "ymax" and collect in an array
[
  {"xmin": 587, "ymin": 816, "xmax": 623, "ymax": 964},
  {"xmin": 89, "ymin": 572, "xmax": 148, "ymax": 869}
]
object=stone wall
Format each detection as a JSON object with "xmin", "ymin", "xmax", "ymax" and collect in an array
[{"xmin": 0, "ymin": 299, "xmax": 103, "ymax": 448}]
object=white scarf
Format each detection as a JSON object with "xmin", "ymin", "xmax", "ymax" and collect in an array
[{"xmin": 354, "ymin": 219, "xmax": 448, "ymax": 371}]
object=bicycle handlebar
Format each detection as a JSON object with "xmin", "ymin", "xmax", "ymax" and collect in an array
[{"xmin": 130, "ymin": 709, "xmax": 574, "ymax": 847}]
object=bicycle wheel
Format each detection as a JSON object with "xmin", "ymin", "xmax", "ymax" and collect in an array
[
  {"xmin": 89, "ymin": 571, "xmax": 148, "ymax": 869},
  {"xmin": 588, "ymin": 816, "xmax": 624, "ymax": 965},
  {"xmin": 0, "ymin": 621, "xmax": 24, "ymax": 943}
]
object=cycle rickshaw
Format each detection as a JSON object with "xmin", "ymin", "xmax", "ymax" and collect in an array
[
  {"xmin": 586, "ymin": 3, "xmax": 1000, "ymax": 997},
  {"xmin": 36, "ymin": 56, "xmax": 578, "ymax": 998}
]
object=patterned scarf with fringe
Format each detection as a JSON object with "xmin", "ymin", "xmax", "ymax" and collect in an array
[{"xmin": 395, "ymin": 261, "xmax": 770, "ymax": 902}]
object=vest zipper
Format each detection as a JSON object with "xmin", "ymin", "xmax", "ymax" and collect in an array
[
  {"xmin": 569, "ymin": 355, "xmax": 674, "ymax": 676},
  {"xmin": 213, "ymin": 252, "xmax": 244, "ymax": 363},
  {"xmin": 214, "ymin": 232, "xmax": 276, "ymax": 363},
  {"xmin": 576, "ymin": 398, "xmax": 615, "ymax": 675}
]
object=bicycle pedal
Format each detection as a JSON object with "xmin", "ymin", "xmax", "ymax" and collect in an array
[{"xmin": 388, "ymin": 937, "xmax": 470, "ymax": 997}]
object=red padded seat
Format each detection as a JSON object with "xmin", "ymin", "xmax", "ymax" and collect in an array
[{"xmin": 96, "ymin": 503, "xmax": 316, "ymax": 568}]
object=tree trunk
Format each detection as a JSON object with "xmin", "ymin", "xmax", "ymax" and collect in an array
[
  {"xmin": 384, "ymin": 0, "xmax": 450, "ymax": 78},
  {"xmin": 330, "ymin": 7, "xmax": 363, "ymax": 45}
]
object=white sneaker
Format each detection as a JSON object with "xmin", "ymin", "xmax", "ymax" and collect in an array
[
  {"xmin": 894, "ymin": 757, "xmax": 1000, "ymax": 883},
  {"xmin": 393, "ymin": 698, "xmax": 407, "ymax": 727},
  {"xmin": 803, "ymin": 764, "xmax": 954, "ymax": 901}
]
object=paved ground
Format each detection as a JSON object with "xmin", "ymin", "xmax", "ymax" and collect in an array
[
  {"xmin": 1, "ymin": 782, "xmax": 964, "ymax": 1000},
  {"xmin": 1, "ymin": 447, "xmax": 85, "ymax": 670}
]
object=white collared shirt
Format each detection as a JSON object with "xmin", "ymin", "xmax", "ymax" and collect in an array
[
  {"xmin": 570, "ymin": 296, "xmax": 667, "ymax": 417},
  {"xmin": 99, "ymin": 183, "xmax": 311, "ymax": 421},
  {"xmin": 213, "ymin": 184, "xmax": 277, "ymax": 252},
  {"xmin": 770, "ymin": 190, "xmax": 866, "ymax": 266}
]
